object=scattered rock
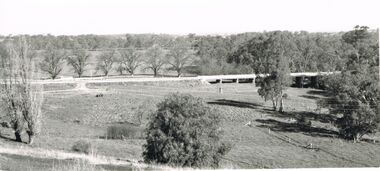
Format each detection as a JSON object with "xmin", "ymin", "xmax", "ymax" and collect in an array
[{"xmin": 244, "ymin": 121, "xmax": 252, "ymax": 127}]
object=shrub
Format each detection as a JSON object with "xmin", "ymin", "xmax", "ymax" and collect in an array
[
  {"xmin": 72, "ymin": 140, "xmax": 92, "ymax": 154},
  {"xmin": 319, "ymin": 70, "xmax": 380, "ymax": 141},
  {"xmin": 106, "ymin": 124, "xmax": 142, "ymax": 139},
  {"xmin": 143, "ymin": 93, "xmax": 231, "ymax": 168}
]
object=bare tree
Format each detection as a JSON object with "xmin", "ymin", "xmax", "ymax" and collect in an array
[
  {"xmin": 66, "ymin": 49, "xmax": 90, "ymax": 78},
  {"xmin": 96, "ymin": 50, "xmax": 116, "ymax": 76},
  {"xmin": 144, "ymin": 45, "xmax": 166, "ymax": 77},
  {"xmin": 39, "ymin": 46, "xmax": 66, "ymax": 79},
  {"xmin": 0, "ymin": 37, "xmax": 43, "ymax": 144},
  {"xmin": 166, "ymin": 40, "xmax": 194, "ymax": 77},
  {"xmin": 119, "ymin": 48, "xmax": 142, "ymax": 76}
]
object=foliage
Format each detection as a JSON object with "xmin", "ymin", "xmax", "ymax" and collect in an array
[
  {"xmin": 66, "ymin": 49, "xmax": 90, "ymax": 77},
  {"xmin": 144, "ymin": 45, "xmax": 166, "ymax": 77},
  {"xmin": 96, "ymin": 50, "xmax": 116, "ymax": 76},
  {"xmin": 319, "ymin": 26, "xmax": 380, "ymax": 141},
  {"xmin": 143, "ymin": 93, "xmax": 231, "ymax": 168},
  {"xmin": 0, "ymin": 36, "xmax": 43, "ymax": 144},
  {"xmin": 166, "ymin": 38, "xmax": 195, "ymax": 77},
  {"xmin": 320, "ymin": 67, "xmax": 380, "ymax": 141},
  {"xmin": 39, "ymin": 45, "xmax": 66, "ymax": 79},
  {"xmin": 106, "ymin": 124, "xmax": 142, "ymax": 139},
  {"xmin": 256, "ymin": 32, "xmax": 293, "ymax": 112},
  {"xmin": 4, "ymin": 28, "xmax": 378, "ymax": 77},
  {"xmin": 118, "ymin": 48, "xmax": 142, "ymax": 76},
  {"xmin": 72, "ymin": 140, "xmax": 92, "ymax": 154}
]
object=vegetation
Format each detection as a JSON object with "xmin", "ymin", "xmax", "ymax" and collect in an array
[
  {"xmin": 144, "ymin": 45, "xmax": 166, "ymax": 77},
  {"xmin": 39, "ymin": 46, "xmax": 66, "ymax": 79},
  {"xmin": 95, "ymin": 50, "xmax": 116, "ymax": 76},
  {"xmin": 118, "ymin": 48, "xmax": 142, "ymax": 76},
  {"xmin": 2, "ymin": 27, "xmax": 378, "ymax": 76},
  {"xmin": 0, "ymin": 36, "xmax": 43, "ymax": 144},
  {"xmin": 166, "ymin": 38, "xmax": 194, "ymax": 77},
  {"xmin": 143, "ymin": 93, "xmax": 231, "ymax": 168},
  {"xmin": 71, "ymin": 140, "xmax": 92, "ymax": 154},
  {"xmin": 0, "ymin": 26, "xmax": 379, "ymax": 169},
  {"xmin": 257, "ymin": 32, "xmax": 294, "ymax": 112},
  {"xmin": 66, "ymin": 49, "xmax": 90, "ymax": 77},
  {"xmin": 319, "ymin": 26, "xmax": 380, "ymax": 142},
  {"xmin": 106, "ymin": 124, "xmax": 142, "ymax": 139}
]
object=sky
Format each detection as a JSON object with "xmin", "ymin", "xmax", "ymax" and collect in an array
[{"xmin": 0, "ymin": 0, "xmax": 379, "ymax": 35}]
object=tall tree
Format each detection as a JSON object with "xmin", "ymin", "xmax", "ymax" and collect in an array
[
  {"xmin": 166, "ymin": 39, "xmax": 194, "ymax": 77},
  {"xmin": 257, "ymin": 32, "xmax": 294, "ymax": 112},
  {"xmin": 66, "ymin": 49, "xmax": 90, "ymax": 78},
  {"xmin": 119, "ymin": 48, "xmax": 142, "ymax": 76},
  {"xmin": 0, "ymin": 36, "xmax": 43, "ymax": 144},
  {"xmin": 39, "ymin": 46, "xmax": 66, "ymax": 79},
  {"xmin": 96, "ymin": 50, "xmax": 116, "ymax": 76},
  {"xmin": 319, "ymin": 26, "xmax": 380, "ymax": 142},
  {"xmin": 144, "ymin": 45, "xmax": 166, "ymax": 77}
]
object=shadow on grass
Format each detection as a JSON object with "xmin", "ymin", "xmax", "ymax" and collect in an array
[
  {"xmin": 306, "ymin": 90, "xmax": 329, "ymax": 97},
  {"xmin": 0, "ymin": 134, "xmax": 16, "ymax": 142},
  {"xmin": 264, "ymin": 110, "xmax": 336, "ymax": 124},
  {"xmin": 256, "ymin": 118, "xmax": 339, "ymax": 138},
  {"xmin": 207, "ymin": 99, "xmax": 262, "ymax": 109},
  {"xmin": 299, "ymin": 95, "xmax": 321, "ymax": 100}
]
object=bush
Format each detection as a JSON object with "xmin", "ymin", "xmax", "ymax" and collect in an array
[
  {"xmin": 106, "ymin": 124, "xmax": 142, "ymax": 139},
  {"xmin": 143, "ymin": 93, "xmax": 231, "ymax": 168},
  {"xmin": 320, "ymin": 70, "xmax": 380, "ymax": 141},
  {"xmin": 72, "ymin": 140, "xmax": 92, "ymax": 154}
]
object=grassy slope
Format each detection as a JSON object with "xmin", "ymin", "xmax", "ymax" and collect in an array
[{"xmin": 1, "ymin": 83, "xmax": 380, "ymax": 169}]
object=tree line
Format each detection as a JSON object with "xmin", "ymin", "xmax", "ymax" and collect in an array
[
  {"xmin": 7, "ymin": 37, "xmax": 196, "ymax": 79},
  {"xmin": 1, "ymin": 28, "xmax": 377, "ymax": 77}
]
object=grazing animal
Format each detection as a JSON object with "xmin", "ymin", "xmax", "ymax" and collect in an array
[{"xmin": 95, "ymin": 93, "xmax": 104, "ymax": 97}]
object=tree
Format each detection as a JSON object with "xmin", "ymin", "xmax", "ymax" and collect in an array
[
  {"xmin": 320, "ymin": 67, "xmax": 379, "ymax": 141},
  {"xmin": 319, "ymin": 26, "xmax": 380, "ymax": 142},
  {"xmin": 166, "ymin": 39, "xmax": 194, "ymax": 77},
  {"xmin": 342, "ymin": 26, "xmax": 379, "ymax": 70},
  {"xmin": 144, "ymin": 45, "xmax": 166, "ymax": 77},
  {"xmin": 96, "ymin": 50, "xmax": 116, "ymax": 76},
  {"xmin": 258, "ymin": 60, "xmax": 291, "ymax": 112},
  {"xmin": 0, "ymin": 37, "xmax": 43, "ymax": 144},
  {"xmin": 143, "ymin": 93, "xmax": 231, "ymax": 168},
  {"xmin": 66, "ymin": 49, "xmax": 90, "ymax": 78},
  {"xmin": 39, "ymin": 46, "xmax": 66, "ymax": 79},
  {"xmin": 256, "ymin": 32, "xmax": 294, "ymax": 112},
  {"xmin": 119, "ymin": 48, "xmax": 142, "ymax": 76}
]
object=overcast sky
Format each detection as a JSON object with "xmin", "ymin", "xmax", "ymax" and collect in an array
[{"xmin": 0, "ymin": 0, "xmax": 379, "ymax": 35}]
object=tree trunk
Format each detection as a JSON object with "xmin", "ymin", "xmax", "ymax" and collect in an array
[
  {"xmin": 27, "ymin": 133, "xmax": 34, "ymax": 144},
  {"xmin": 153, "ymin": 69, "xmax": 158, "ymax": 77},
  {"xmin": 15, "ymin": 131, "xmax": 22, "ymax": 142},
  {"xmin": 272, "ymin": 99, "xmax": 277, "ymax": 111},
  {"xmin": 279, "ymin": 95, "xmax": 284, "ymax": 113}
]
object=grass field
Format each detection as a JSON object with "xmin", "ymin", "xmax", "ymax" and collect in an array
[{"xmin": 1, "ymin": 81, "xmax": 380, "ymax": 170}]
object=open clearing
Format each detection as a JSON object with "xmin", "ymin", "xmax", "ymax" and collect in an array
[{"xmin": 1, "ymin": 81, "xmax": 380, "ymax": 170}]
